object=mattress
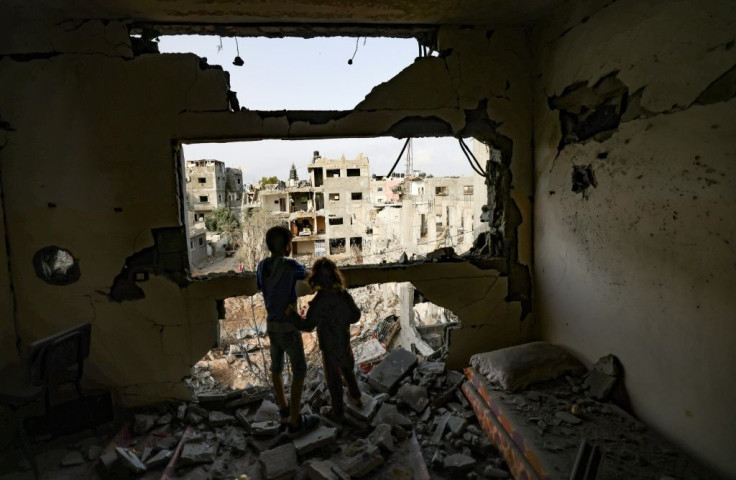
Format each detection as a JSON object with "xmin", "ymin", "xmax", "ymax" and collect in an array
[{"xmin": 463, "ymin": 367, "xmax": 714, "ymax": 480}]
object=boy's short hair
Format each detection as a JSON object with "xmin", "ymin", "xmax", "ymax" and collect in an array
[{"xmin": 265, "ymin": 226, "xmax": 292, "ymax": 254}]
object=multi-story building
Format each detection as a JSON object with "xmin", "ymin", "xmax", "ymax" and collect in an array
[
  {"xmin": 185, "ymin": 159, "xmax": 244, "ymax": 222},
  {"xmin": 247, "ymin": 152, "xmax": 488, "ymax": 264}
]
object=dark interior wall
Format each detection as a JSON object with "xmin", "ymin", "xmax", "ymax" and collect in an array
[
  {"xmin": 0, "ymin": 21, "xmax": 536, "ymax": 404},
  {"xmin": 531, "ymin": 0, "xmax": 736, "ymax": 476}
]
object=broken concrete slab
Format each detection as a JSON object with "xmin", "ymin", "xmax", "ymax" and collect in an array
[
  {"xmin": 208, "ymin": 410, "xmax": 235, "ymax": 426},
  {"xmin": 85, "ymin": 445, "xmax": 102, "ymax": 461},
  {"xmin": 226, "ymin": 429, "xmax": 248, "ymax": 455},
  {"xmin": 417, "ymin": 361, "xmax": 445, "ymax": 376},
  {"xmin": 447, "ymin": 415, "xmax": 468, "ymax": 435},
  {"xmin": 305, "ymin": 459, "xmax": 342, "ymax": 480},
  {"xmin": 226, "ymin": 387, "xmax": 272, "ymax": 409},
  {"xmin": 180, "ymin": 440, "xmax": 218, "ymax": 465},
  {"xmin": 368, "ymin": 424, "xmax": 395, "ymax": 453},
  {"xmin": 251, "ymin": 420, "xmax": 281, "ymax": 436},
  {"xmin": 254, "ymin": 399, "xmax": 281, "ymax": 422},
  {"xmin": 444, "ymin": 453, "xmax": 476, "ymax": 473},
  {"xmin": 335, "ymin": 440, "xmax": 384, "ymax": 478},
  {"xmin": 259, "ymin": 443, "xmax": 298, "ymax": 480},
  {"xmin": 115, "ymin": 447, "xmax": 147, "ymax": 474},
  {"xmin": 483, "ymin": 465, "xmax": 511, "ymax": 478},
  {"xmin": 397, "ymin": 384, "xmax": 429, "ymax": 413},
  {"xmin": 133, "ymin": 413, "xmax": 157, "ymax": 434},
  {"xmin": 293, "ymin": 426, "xmax": 338, "ymax": 456},
  {"xmin": 367, "ymin": 347, "xmax": 418, "ymax": 394},
  {"xmin": 555, "ymin": 411, "xmax": 582, "ymax": 425},
  {"xmin": 145, "ymin": 449, "xmax": 173, "ymax": 469},
  {"xmin": 371, "ymin": 403, "xmax": 412, "ymax": 429},
  {"xmin": 345, "ymin": 392, "xmax": 379, "ymax": 421},
  {"xmin": 430, "ymin": 412, "xmax": 452, "ymax": 444}
]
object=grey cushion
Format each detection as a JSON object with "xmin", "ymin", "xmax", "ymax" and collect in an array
[{"xmin": 470, "ymin": 341, "xmax": 586, "ymax": 392}]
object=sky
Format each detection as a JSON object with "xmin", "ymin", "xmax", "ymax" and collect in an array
[{"xmin": 158, "ymin": 35, "xmax": 476, "ymax": 184}]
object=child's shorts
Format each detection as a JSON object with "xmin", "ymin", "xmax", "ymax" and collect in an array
[{"xmin": 267, "ymin": 322, "xmax": 307, "ymax": 378}]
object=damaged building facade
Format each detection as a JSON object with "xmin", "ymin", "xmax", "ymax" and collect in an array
[
  {"xmin": 0, "ymin": 0, "xmax": 734, "ymax": 478},
  {"xmin": 246, "ymin": 152, "xmax": 487, "ymax": 262}
]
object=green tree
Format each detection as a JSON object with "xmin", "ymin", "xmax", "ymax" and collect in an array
[
  {"xmin": 204, "ymin": 206, "xmax": 240, "ymax": 234},
  {"xmin": 259, "ymin": 176, "xmax": 279, "ymax": 186}
]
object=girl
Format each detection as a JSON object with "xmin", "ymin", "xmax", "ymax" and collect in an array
[{"xmin": 306, "ymin": 258, "xmax": 363, "ymax": 421}]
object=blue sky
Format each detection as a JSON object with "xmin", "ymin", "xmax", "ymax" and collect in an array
[{"xmin": 158, "ymin": 35, "xmax": 475, "ymax": 184}]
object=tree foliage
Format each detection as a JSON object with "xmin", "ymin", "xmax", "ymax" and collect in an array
[
  {"xmin": 204, "ymin": 206, "xmax": 240, "ymax": 234},
  {"xmin": 260, "ymin": 176, "xmax": 279, "ymax": 185}
]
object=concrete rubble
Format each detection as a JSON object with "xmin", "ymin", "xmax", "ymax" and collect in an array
[{"xmin": 39, "ymin": 352, "xmax": 512, "ymax": 479}]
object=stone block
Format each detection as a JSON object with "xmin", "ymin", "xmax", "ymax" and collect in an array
[
  {"xmin": 133, "ymin": 414, "xmax": 157, "ymax": 434},
  {"xmin": 115, "ymin": 447, "xmax": 147, "ymax": 474},
  {"xmin": 180, "ymin": 440, "xmax": 217, "ymax": 465},
  {"xmin": 367, "ymin": 347, "xmax": 417, "ymax": 394},
  {"xmin": 293, "ymin": 426, "xmax": 338, "ymax": 456},
  {"xmin": 368, "ymin": 424, "xmax": 395, "ymax": 453},
  {"xmin": 208, "ymin": 411, "xmax": 235, "ymax": 426},
  {"xmin": 259, "ymin": 443, "xmax": 298, "ymax": 480},
  {"xmin": 371, "ymin": 403, "xmax": 411, "ymax": 429},
  {"xmin": 145, "ymin": 449, "xmax": 173, "ymax": 469},
  {"xmin": 335, "ymin": 441, "xmax": 384, "ymax": 478},
  {"xmin": 60, "ymin": 450, "xmax": 84, "ymax": 467},
  {"xmin": 397, "ymin": 384, "xmax": 429, "ymax": 413},
  {"xmin": 444, "ymin": 453, "xmax": 476, "ymax": 473},
  {"xmin": 251, "ymin": 420, "xmax": 281, "ymax": 436},
  {"xmin": 345, "ymin": 392, "xmax": 379, "ymax": 421},
  {"xmin": 305, "ymin": 459, "xmax": 341, "ymax": 480}
]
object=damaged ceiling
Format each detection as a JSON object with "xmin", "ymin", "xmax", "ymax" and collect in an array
[{"xmin": 1, "ymin": 0, "xmax": 566, "ymax": 29}]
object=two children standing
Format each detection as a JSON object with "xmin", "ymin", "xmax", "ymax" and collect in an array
[{"xmin": 256, "ymin": 226, "xmax": 362, "ymax": 436}]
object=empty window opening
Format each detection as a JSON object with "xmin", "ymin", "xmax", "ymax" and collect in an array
[
  {"xmin": 158, "ymin": 36, "xmax": 418, "ymax": 110},
  {"xmin": 187, "ymin": 282, "xmax": 460, "ymax": 395},
  {"xmin": 463, "ymin": 185, "xmax": 473, "ymax": 195},
  {"xmin": 330, "ymin": 238, "xmax": 347, "ymax": 255},
  {"xmin": 181, "ymin": 136, "xmax": 488, "ymax": 278},
  {"xmin": 198, "ymin": 177, "xmax": 206, "ymax": 183}
]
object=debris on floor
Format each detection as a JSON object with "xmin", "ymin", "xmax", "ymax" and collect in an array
[{"xmin": 4, "ymin": 353, "xmax": 511, "ymax": 480}]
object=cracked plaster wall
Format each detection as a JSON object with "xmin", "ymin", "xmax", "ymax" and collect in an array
[
  {"xmin": 532, "ymin": 0, "xmax": 736, "ymax": 476},
  {"xmin": 0, "ymin": 21, "xmax": 535, "ymax": 404}
]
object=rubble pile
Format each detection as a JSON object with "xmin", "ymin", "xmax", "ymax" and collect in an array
[{"xmin": 52, "ymin": 348, "xmax": 509, "ymax": 479}]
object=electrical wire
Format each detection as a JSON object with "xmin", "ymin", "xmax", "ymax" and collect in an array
[
  {"xmin": 386, "ymin": 138, "xmax": 411, "ymax": 178},
  {"xmin": 458, "ymin": 138, "xmax": 487, "ymax": 177}
]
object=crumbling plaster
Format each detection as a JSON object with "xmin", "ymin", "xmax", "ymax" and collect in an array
[
  {"xmin": 0, "ymin": 21, "xmax": 535, "ymax": 405},
  {"xmin": 532, "ymin": 0, "xmax": 736, "ymax": 476}
]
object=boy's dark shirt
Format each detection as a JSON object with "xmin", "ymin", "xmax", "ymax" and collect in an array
[
  {"xmin": 256, "ymin": 257, "xmax": 307, "ymax": 323},
  {"xmin": 306, "ymin": 289, "xmax": 361, "ymax": 358}
]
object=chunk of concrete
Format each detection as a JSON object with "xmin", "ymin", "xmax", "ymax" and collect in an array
[
  {"xmin": 483, "ymin": 465, "xmax": 511, "ymax": 478},
  {"xmin": 133, "ymin": 413, "xmax": 157, "ymax": 434},
  {"xmin": 293, "ymin": 426, "xmax": 338, "ymax": 456},
  {"xmin": 259, "ymin": 443, "xmax": 298, "ymax": 480},
  {"xmin": 227, "ymin": 429, "xmax": 248, "ymax": 455},
  {"xmin": 371, "ymin": 403, "xmax": 412, "ymax": 429},
  {"xmin": 208, "ymin": 410, "xmax": 235, "ymax": 426},
  {"xmin": 254, "ymin": 399, "xmax": 281, "ymax": 422},
  {"xmin": 430, "ymin": 412, "xmax": 452, "ymax": 444},
  {"xmin": 397, "ymin": 384, "xmax": 429, "ymax": 413},
  {"xmin": 335, "ymin": 441, "xmax": 384, "ymax": 478},
  {"xmin": 368, "ymin": 424, "xmax": 395, "ymax": 453},
  {"xmin": 85, "ymin": 445, "xmax": 102, "ymax": 461},
  {"xmin": 555, "ymin": 411, "xmax": 582, "ymax": 425},
  {"xmin": 417, "ymin": 361, "xmax": 445, "ymax": 376},
  {"xmin": 251, "ymin": 420, "xmax": 281, "ymax": 436},
  {"xmin": 180, "ymin": 440, "xmax": 218, "ymax": 465},
  {"xmin": 444, "ymin": 453, "xmax": 476, "ymax": 473},
  {"xmin": 447, "ymin": 415, "xmax": 468, "ymax": 435},
  {"xmin": 305, "ymin": 459, "xmax": 342, "ymax": 480},
  {"xmin": 345, "ymin": 392, "xmax": 379, "ymax": 421},
  {"xmin": 145, "ymin": 449, "xmax": 173, "ymax": 469},
  {"xmin": 157, "ymin": 413, "xmax": 173, "ymax": 425},
  {"xmin": 367, "ymin": 347, "xmax": 418, "ymax": 394},
  {"xmin": 115, "ymin": 447, "xmax": 147, "ymax": 474}
]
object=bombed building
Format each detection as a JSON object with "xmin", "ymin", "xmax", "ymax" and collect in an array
[{"xmin": 0, "ymin": 0, "xmax": 734, "ymax": 479}]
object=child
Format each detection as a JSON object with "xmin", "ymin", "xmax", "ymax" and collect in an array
[
  {"xmin": 257, "ymin": 226, "xmax": 319, "ymax": 437},
  {"xmin": 306, "ymin": 258, "xmax": 363, "ymax": 422}
]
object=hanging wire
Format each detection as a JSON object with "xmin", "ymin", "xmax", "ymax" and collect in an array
[
  {"xmin": 457, "ymin": 138, "xmax": 488, "ymax": 177},
  {"xmin": 386, "ymin": 138, "xmax": 412, "ymax": 178},
  {"xmin": 348, "ymin": 37, "xmax": 360, "ymax": 65}
]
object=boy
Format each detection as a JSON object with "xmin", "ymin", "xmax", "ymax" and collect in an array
[{"xmin": 257, "ymin": 226, "xmax": 319, "ymax": 437}]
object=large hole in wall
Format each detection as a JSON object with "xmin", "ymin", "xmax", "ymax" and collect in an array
[
  {"xmin": 179, "ymin": 137, "xmax": 489, "ymax": 277},
  {"xmin": 186, "ymin": 282, "xmax": 460, "ymax": 395},
  {"xmin": 157, "ymin": 35, "xmax": 422, "ymax": 110}
]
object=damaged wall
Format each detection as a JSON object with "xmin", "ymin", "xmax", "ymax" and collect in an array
[
  {"xmin": 0, "ymin": 21, "xmax": 535, "ymax": 405},
  {"xmin": 532, "ymin": 0, "xmax": 736, "ymax": 476}
]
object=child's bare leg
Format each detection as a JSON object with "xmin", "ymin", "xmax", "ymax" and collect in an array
[
  {"xmin": 341, "ymin": 364, "xmax": 362, "ymax": 406},
  {"xmin": 324, "ymin": 355, "xmax": 345, "ymax": 417}
]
